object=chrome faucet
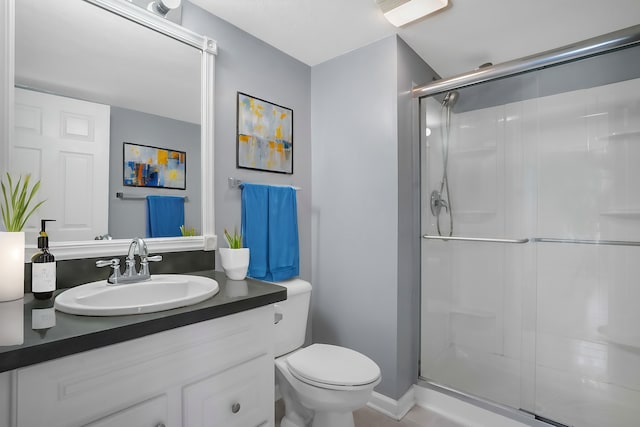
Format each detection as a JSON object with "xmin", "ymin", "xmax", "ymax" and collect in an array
[{"xmin": 96, "ymin": 238, "xmax": 163, "ymax": 285}]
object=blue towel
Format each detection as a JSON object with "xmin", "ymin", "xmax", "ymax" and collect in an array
[
  {"xmin": 241, "ymin": 183, "xmax": 299, "ymax": 281},
  {"xmin": 242, "ymin": 184, "xmax": 269, "ymax": 278},
  {"xmin": 146, "ymin": 195, "xmax": 185, "ymax": 238}
]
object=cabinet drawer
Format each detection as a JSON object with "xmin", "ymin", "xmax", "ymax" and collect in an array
[
  {"xmin": 183, "ymin": 354, "xmax": 273, "ymax": 427},
  {"xmin": 84, "ymin": 394, "xmax": 168, "ymax": 427}
]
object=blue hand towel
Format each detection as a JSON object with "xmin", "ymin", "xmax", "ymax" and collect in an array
[
  {"xmin": 242, "ymin": 183, "xmax": 269, "ymax": 278},
  {"xmin": 267, "ymin": 185, "xmax": 299, "ymax": 281},
  {"xmin": 241, "ymin": 183, "xmax": 299, "ymax": 281},
  {"xmin": 146, "ymin": 195, "xmax": 185, "ymax": 238}
]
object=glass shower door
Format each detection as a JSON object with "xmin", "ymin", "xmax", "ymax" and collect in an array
[
  {"xmin": 419, "ymin": 86, "xmax": 537, "ymax": 413},
  {"xmin": 531, "ymin": 70, "xmax": 640, "ymax": 427}
]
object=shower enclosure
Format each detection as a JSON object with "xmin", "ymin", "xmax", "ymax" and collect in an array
[{"xmin": 418, "ymin": 27, "xmax": 640, "ymax": 427}]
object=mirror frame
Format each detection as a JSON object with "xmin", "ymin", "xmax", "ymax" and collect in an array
[{"xmin": 0, "ymin": 0, "xmax": 217, "ymax": 260}]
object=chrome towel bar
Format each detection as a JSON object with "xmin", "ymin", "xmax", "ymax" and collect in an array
[
  {"xmin": 116, "ymin": 192, "xmax": 189, "ymax": 201},
  {"xmin": 228, "ymin": 177, "xmax": 301, "ymax": 191}
]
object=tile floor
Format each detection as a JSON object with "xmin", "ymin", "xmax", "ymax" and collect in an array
[{"xmin": 275, "ymin": 400, "xmax": 466, "ymax": 427}]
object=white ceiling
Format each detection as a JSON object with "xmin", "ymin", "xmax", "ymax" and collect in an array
[{"xmin": 189, "ymin": 0, "xmax": 640, "ymax": 78}]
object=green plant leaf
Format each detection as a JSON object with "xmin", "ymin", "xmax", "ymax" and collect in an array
[
  {"xmin": 180, "ymin": 224, "xmax": 196, "ymax": 236},
  {"xmin": 223, "ymin": 227, "xmax": 243, "ymax": 249},
  {"xmin": 1, "ymin": 173, "xmax": 46, "ymax": 232},
  {"xmin": 1, "ymin": 180, "xmax": 9, "ymax": 230}
]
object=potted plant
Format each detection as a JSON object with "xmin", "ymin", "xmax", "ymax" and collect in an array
[
  {"xmin": 0, "ymin": 173, "xmax": 45, "ymax": 301},
  {"xmin": 180, "ymin": 225, "xmax": 196, "ymax": 236},
  {"xmin": 219, "ymin": 227, "xmax": 250, "ymax": 280}
]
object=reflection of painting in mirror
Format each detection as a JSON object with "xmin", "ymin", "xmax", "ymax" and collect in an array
[
  {"xmin": 237, "ymin": 92, "xmax": 293, "ymax": 174},
  {"xmin": 123, "ymin": 142, "xmax": 186, "ymax": 189},
  {"xmin": 13, "ymin": 0, "xmax": 202, "ymax": 241}
]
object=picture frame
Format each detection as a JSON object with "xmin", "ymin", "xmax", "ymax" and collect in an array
[
  {"xmin": 123, "ymin": 142, "xmax": 186, "ymax": 189},
  {"xmin": 236, "ymin": 92, "xmax": 293, "ymax": 174}
]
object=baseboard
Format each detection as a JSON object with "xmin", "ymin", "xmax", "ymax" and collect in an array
[{"xmin": 367, "ymin": 386, "xmax": 416, "ymax": 421}]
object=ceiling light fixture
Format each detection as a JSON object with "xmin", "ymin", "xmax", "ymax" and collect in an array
[{"xmin": 376, "ymin": 0, "xmax": 448, "ymax": 27}]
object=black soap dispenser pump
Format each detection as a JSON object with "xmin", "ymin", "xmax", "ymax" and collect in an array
[{"xmin": 32, "ymin": 219, "xmax": 56, "ymax": 300}]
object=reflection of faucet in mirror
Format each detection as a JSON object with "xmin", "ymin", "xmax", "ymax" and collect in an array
[{"xmin": 96, "ymin": 238, "xmax": 163, "ymax": 285}]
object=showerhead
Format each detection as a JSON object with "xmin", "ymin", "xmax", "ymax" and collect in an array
[{"xmin": 442, "ymin": 91, "xmax": 459, "ymax": 107}]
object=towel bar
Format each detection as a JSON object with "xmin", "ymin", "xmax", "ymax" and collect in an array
[
  {"xmin": 228, "ymin": 177, "xmax": 301, "ymax": 191},
  {"xmin": 116, "ymin": 192, "xmax": 189, "ymax": 201}
]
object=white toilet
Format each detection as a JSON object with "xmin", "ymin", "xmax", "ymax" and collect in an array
[{"xmin": 273, "ymin": 279, "xmax": 381, "ymax": 427}]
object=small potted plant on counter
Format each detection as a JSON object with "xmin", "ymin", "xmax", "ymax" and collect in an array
[
  {"xmin": 219, "ymin": 227, "xmax": 250, "ymax": 280},
  {"xmin": 0, "ymin": 173, "xmax": 45, "ymax": 301}
]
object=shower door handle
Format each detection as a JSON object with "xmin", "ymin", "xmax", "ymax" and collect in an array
[{"xmin": 422, "ymin": 235, "xmax": 530, "ymax": 244}]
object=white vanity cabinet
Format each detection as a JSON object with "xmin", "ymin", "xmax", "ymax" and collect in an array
[{"xmin": 10, "ymin": 306, "xmax": 275, "ymax": 427}]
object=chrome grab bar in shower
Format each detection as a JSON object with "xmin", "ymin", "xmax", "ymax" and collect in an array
[
  {"xmin": 422, "ymin": 235, "xmax": 640, "ymax": 247},
  {"xmin": 422, "ymin": 235, "xmax": 530, "ymax": 244},
  {"xmin": 534, "ymin": 238, "xmax": 640, "ymax": 247}
]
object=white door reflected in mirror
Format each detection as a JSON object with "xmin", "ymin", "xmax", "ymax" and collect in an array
[{"xmin": 13, "ymin": 88, "xmax": 110, "ymax": 241}]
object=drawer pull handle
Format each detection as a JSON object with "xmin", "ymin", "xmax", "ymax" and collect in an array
[
  {"xmin": 232, "ymin": 402, "xmax": 241, "ymax": 414},
  {"xmin": 274, "ymin": 312, "xmax": 283, "ymax": 324},
  {"xmin": 156, "ymin": 424, "xmax": 166, "ymax": 427}
]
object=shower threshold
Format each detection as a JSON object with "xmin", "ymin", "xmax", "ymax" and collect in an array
[{"xmin": 415, "ymin": 380, "xmax": 567, "ymax": 427}]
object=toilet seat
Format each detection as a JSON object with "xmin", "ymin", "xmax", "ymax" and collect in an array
[{"xmin": 286, "ymin": 344, "xmax": 381, "ymax": 390}]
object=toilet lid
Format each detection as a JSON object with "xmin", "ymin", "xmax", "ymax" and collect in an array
[{"xmin": 286, "ymin": 344, "xmax": 381, "ymax": 387}]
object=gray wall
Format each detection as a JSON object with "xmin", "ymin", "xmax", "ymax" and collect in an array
[
  {"xmin": 108, "ymin": 107, "xmax": 201, "ymax": 239},
  {"xmin": 182, "ymin": 2, "xmax": 312, "ymax": 280},
  {"xmin": 311, "ymin": 36, "xmax": 400, "ymax": 398},
  {"xmin": 311, "ymin": 35, "xmax": 434, "ymax": 400}
]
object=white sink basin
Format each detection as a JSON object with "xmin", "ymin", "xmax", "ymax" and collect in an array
[{"xmin": 54, "ymin": 274, "xmax": 219, "ymax": 316}]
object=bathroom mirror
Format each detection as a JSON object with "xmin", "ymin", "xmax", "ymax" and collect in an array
[{"xmin": 0, "ymin": 0, "xmax": 217, "ymax": 259}]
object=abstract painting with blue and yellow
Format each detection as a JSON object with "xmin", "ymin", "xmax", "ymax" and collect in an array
[
  {"xmin": 123, "ymin": 142, "xmax": 186, "ymax": 189},
  {"xmin": 237, "ymin": 92, "xmax": 293, "ymax": 174}
]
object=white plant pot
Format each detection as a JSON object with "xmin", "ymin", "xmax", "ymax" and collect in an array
[
  {"xmin": 0, "ymin": 231, "xmax": 25, "ymax": 302},
  {"xmin": 219, "ymin": 248, "xmax": 250, "ymax": 280}
]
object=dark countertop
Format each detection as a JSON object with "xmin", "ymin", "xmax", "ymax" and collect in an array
[{"xmin": 0, "ymin": 270, "xmax": 286, "ymax": 373}]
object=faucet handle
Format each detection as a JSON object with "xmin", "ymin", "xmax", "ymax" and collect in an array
[
  {"xmin": 140, "ymin": 254, "xmax": 163, "ymax": 277},
  {"xmin": 96, "ymin": 258, "xmax": 120, "ymax": 268},
  {"xmin": 96, "ymin": 258, "xmax": 122, "ymax": 284}
]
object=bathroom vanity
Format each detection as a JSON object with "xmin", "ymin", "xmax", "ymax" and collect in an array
[{"xmin": 0, "ymin": 271, "xmax": 286, "ymax": 427}]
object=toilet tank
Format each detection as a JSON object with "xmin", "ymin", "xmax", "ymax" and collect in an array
[{"xmin": 273, "ymin": 279, "xmax": 312, "ymax": 357}]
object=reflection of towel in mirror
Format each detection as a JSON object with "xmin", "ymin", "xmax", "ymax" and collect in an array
[
  {"xmin": 241, "ymin": 183, "xmax": 299, "ymax": 281},
  {"xmin": 146, "ymin": 195, "xmax": 185, "ymax": 238}
]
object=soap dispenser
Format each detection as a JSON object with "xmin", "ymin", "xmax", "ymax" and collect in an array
[{"xmin": 32, "ymin": 219, "xmax": 56, "ymax": 300}]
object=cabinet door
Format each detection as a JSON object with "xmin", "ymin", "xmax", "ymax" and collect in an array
[
  {"xmin": 183, "ymin": 354, "xmax": 273, "ymax": 427},
  {"xmin": 16, "ymin": 306, "xmax": 274, "ymax": 427},
  {"xmin": 84, "ymin": 394, "xmax": 168, "ymax": 427}
]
